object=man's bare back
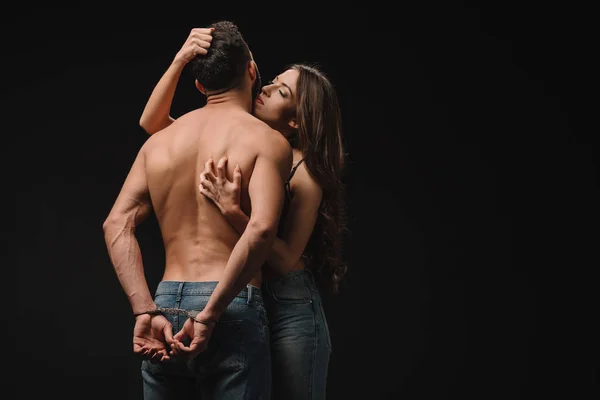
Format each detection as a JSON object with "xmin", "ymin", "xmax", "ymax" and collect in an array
[{"xmin": 142, "ymin": 104, "xmax": 287, "ymax": 287}]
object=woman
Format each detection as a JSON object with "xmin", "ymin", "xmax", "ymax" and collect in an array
[{"xmin": 139, "ymin": 28, "xmax": 348, "ymax": 400}]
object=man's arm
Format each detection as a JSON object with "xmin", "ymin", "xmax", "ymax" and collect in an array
[
  {"xmin": 224, "ymin": 172, "xmax": 323, "ymax": 274},
  {"xmin": 199, "ymin": 134, "xmax": 293, "ymax": 321},
  {"xmin": 102, "ymin": 146, "xmax": 155, "ymax": 314},
  {"xmin": 200, "ymin": 157, "xmax": 322, "ymax": 273}
]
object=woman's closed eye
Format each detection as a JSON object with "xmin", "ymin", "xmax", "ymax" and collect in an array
[{"xmin": 266, "ymin": 80, "xmax": 287, "ymax": 97}]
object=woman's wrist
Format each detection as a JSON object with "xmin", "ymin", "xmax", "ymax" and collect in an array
[
  {"xmin": 170, "ymin": 57, "xmax": 188, "ymax": 72},
  {"xmin": 223, "ymin": 205, "xmax": 243, "ymax": 220}
]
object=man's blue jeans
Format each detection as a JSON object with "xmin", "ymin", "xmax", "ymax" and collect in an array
[{"xmin": 141, "ymin": 281, "xmax": 271, "ymax": 400}]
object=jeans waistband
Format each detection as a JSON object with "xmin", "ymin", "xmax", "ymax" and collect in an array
[
  {"xmin": 156, "ymin": 281, "xmax": 262, "ymax": 303},
  {"xmin": 265, "ymin": 267, "xmax": 317, "ymax": 286}
]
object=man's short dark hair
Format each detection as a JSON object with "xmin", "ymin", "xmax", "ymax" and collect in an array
[{"xmin": 191, "ymin": 20, "xmax": 252, "ymax": 92}]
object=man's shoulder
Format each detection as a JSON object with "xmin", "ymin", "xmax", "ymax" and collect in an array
[
  {"xmin": 243, "ymin": 119, "xmax": 291, "ymax": 153},
  {"xmin": 139, "ymin": 128, "xmax": 166, "ymax": 153},
  {"xmin": 258, "ymin": 128, "xmax": 292, "ymax": 159}
]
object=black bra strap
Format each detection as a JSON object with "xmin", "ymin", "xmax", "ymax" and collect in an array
[{"xmin": 287, "ymin": 159, "xmax": 305, "ymax": 183}]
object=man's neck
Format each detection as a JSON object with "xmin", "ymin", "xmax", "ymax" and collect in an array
[{"xmin": 205, "ymin": 88, "xmax": 252, "ymax": 112}]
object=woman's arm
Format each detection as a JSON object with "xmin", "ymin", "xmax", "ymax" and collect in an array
[
  {"xmin": 200, "ymin": 157, "xmax": 322, "ymax": 274},
  {"xmin": 138, "ymin": 61, "xmax": 183, "ymax": 134},
  {"xmin": 139, "ymin": 28, "xmax": 213, "ymax": 135}
]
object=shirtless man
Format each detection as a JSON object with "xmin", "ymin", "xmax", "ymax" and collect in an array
[{"xmin": 102, "ymin": 21, "xmax": 292, "ymax": 399}]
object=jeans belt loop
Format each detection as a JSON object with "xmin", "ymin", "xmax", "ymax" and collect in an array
[{"xmin": 247, "ymin": 284, "xmax": 253, "ymax": 305}]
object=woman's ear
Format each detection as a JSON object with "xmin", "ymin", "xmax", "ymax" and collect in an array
[
  {"xmin": 288, "ymin": 118, "xmax": 299, "ymax": 129},
  {"xmin": 195, "ymin": 79, "xmax": 206, "ymax": 95}
]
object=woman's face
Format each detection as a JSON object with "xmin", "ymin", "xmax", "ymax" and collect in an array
[{"xmin": 253, "ymin": 68, "xmax": 300, "ymax": 134}]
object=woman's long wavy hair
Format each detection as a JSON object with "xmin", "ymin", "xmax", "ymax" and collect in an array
[{"xmin": 288, "ymin": 63, "xmax": 349, "ymax": 294}]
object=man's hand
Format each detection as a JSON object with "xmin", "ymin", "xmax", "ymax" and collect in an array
[
  {"xmin": 133, "ymin": 314, "xmax": 175, "ymax": 363},
  {"xmin": 173, "ymin": 28, "xmax": 214, "ymax": 66},
  {"xmin": 169, "ymin": 311, "xmax": 216, "ymax": 361}
]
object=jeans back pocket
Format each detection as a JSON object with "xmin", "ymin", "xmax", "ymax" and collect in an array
[{"xmin": 267, "ymin": 270, "xmax": 312, "ymax": 304}]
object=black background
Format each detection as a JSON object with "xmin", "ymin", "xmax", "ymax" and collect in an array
[{"xmin": 5, "ymin": 2, "xmax": 598, "ymax": 399}]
